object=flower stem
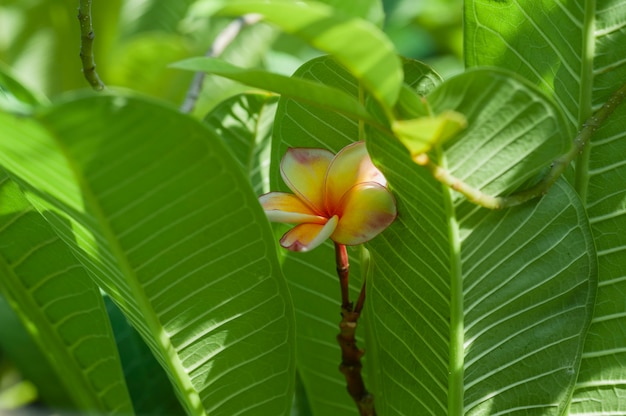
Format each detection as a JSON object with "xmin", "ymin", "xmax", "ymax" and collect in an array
[
  {"xmin": 335, "ymin": 242, "xmax": 351, "ymax": 309},
  {"xmin": 334, "ymin": 243, "xmax": 376, "ymax": 416},
  {"xmin": 77, "ymin": 0, "xmax": 104, "ymax": 90}
]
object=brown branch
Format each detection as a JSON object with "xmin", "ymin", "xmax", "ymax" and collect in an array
[
  {"xmin": 77, "ymin": 0, "xmax": 104, "ymax": 90},
  {"xmin": 334, "ymin": 243, "xmax": 376, "ymax": 416},
  {"xmin": 180, "ymin": 14, "xmax": 261, "ymax": 113}
]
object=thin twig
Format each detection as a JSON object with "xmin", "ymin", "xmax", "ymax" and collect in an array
[
  {"xmin": 334, "ymin": 243, "xmax": 376, "ymax": 416},
  {"xmin": 415, "ymin": 81, "xmax": 626, "ymax": 209},
  {"xmin": 77, "ymin": 0, "xmax": 104, "ymax": 90},
  {"xmin": 180, "ymin": 14, "xmax": 262, "ymax": 113}
]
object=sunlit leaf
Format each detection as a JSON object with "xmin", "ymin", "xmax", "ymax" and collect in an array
[
  {"xmin": 392, "ymin": 110, "xmax": 467, "ymax": 156},
  {"xmin": 0, "ymin": 93, "xmax": 295, "ymax": 415}
]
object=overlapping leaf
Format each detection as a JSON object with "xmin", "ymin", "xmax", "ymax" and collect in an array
[
  {"xmin": 203, "ymin": 93, "xmax": 278, "ymax": 194},
  {"xmin": 0, "ymin": 94, "xmax": 295, "ymax": 415},
  {"xmin": 0, "ymin": 169, "xmax": 132, "ymax": 414},
  {"xmin": 465, "ymin": 1, "xmax": 626, "ymax": 412}
]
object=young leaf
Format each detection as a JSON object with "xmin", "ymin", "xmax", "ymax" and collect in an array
[
  {"xmin": 0, "ymin": 94, "xmax": 295, "ymax": 416},
  {"xmin": 0, "ymin": 169, "xmax": 133, "ymax": 414},
  {"xmin": 216, "ymin": 0, "xmax": 403, "ymax": 113},
  {"xmin": 392, "ymin": 110, "xmax": 467, "ymax": 157},
  {"xmin": 173, "ymin": 57, "xmax": 375, "ymax": 123}
]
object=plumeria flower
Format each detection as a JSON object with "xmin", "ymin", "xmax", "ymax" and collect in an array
[{"xmin": 259, "ymin": 141, "xmax": 397, "ymax": 252}]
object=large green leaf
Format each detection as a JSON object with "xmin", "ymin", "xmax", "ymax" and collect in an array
[
  {"xmin": 0, "ymin": 93, "xmax": 295, "ymax": 415},
  {"xmin": 0, "ymin": 169, "xmax": 133, "ymax": 414},
  {"xmin": 217, "ymin": 0, "xmax": 403, "ymax": 113},
  {"xmin": 366, "ymin": 143, "xmax": 596, "ymax": 415},
  {"xmin": 465, "ymin": 1, "xmax": 626, "ymax": 412},
  {"xmin": 430, "ymin": 68, "xmax": 570, "ymax": 201}
]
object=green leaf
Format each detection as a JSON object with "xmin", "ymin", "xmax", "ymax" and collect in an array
[
  {"xmin": 367, "ymin": 134, "xmax": 597, "ymax": 414},
  {"xmin": 216, "ymin": 0, "xmax": 403, "ymax": 113},
  {"xmin": 0, "ymin": 93, "xmax": 295, "ymax": 415},
  {"xmin": 270, "ymin": 55, "xmax": 441, "ymax": 415},
  {"xmin": 465, "ymin": 2, "xmax": 626, "ymax": 412},
  {"xmin": 0, "ymin": 63, "xmax": 46, "ymax": 115},
  {"xmin": 0, "ymin": 295, "xmax": 73, "ymax": 409},
  {"xmin": 173, "ymin": 57, "xmax": 375, "ymax": 123},
  {"xmin": 203, "ymin": 93, "xmax": 278, "ymax": 195},
  {"xmin": 464, "ymin": 0, "xmax": 587, "ymax": 130},
  {"xmin": 0, "ymin": 169, "xmax": 133, "ymax": 414},
  {"xmin": 571, "ymin": 99, "xmax": 626, "ymax": 414}
]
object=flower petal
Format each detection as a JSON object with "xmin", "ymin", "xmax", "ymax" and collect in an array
[
  {"xmin": 281, "ymin": 147, "xmax": 334, "ymax": 214},
  {"xmin": 280, "ymin": 215, "xmax": 339, "ymax": 252},
  {"xmin": 259, "ymin": 192, "xmax": 327, "ymax": 224},
  {"xmin": 331, "ymin": 183, "xmax": 397, "ymax": 245},
  {"xmin": 325, "ymin": 141, "xmax": 387, "ymax": 212}
]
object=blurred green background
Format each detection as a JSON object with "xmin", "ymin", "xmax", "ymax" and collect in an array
[
  {"xmin": 0, "ymin": 0, "xmax": 462, "ymax": 412},
  {"xmin": 0, "ymin": 0, "xmax": 462, "ymax": 111}
]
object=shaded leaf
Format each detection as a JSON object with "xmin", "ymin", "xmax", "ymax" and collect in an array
[
  {"xmin": 430, "ymin": 68, "xmax": 570, "ymax": 199},
  {"xmin": 203, "ymin": 93, "xmax": 278, "ymax": 195},
  {"xmin": 105, "ymin": 297, "xmax": 184, "ymax": 415},
  {"xmin": 0, "ymin": 169, "xmax": 133, "ymax": 414}
]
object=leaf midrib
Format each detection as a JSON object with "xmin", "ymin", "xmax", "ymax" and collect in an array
[
  {"xmin": 574, "ymin": 0, "xmax": 597, "ymax": 201},
  {"xmin": 39, "ymin": 121, "xmax": 206, "ymax": 416}
]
